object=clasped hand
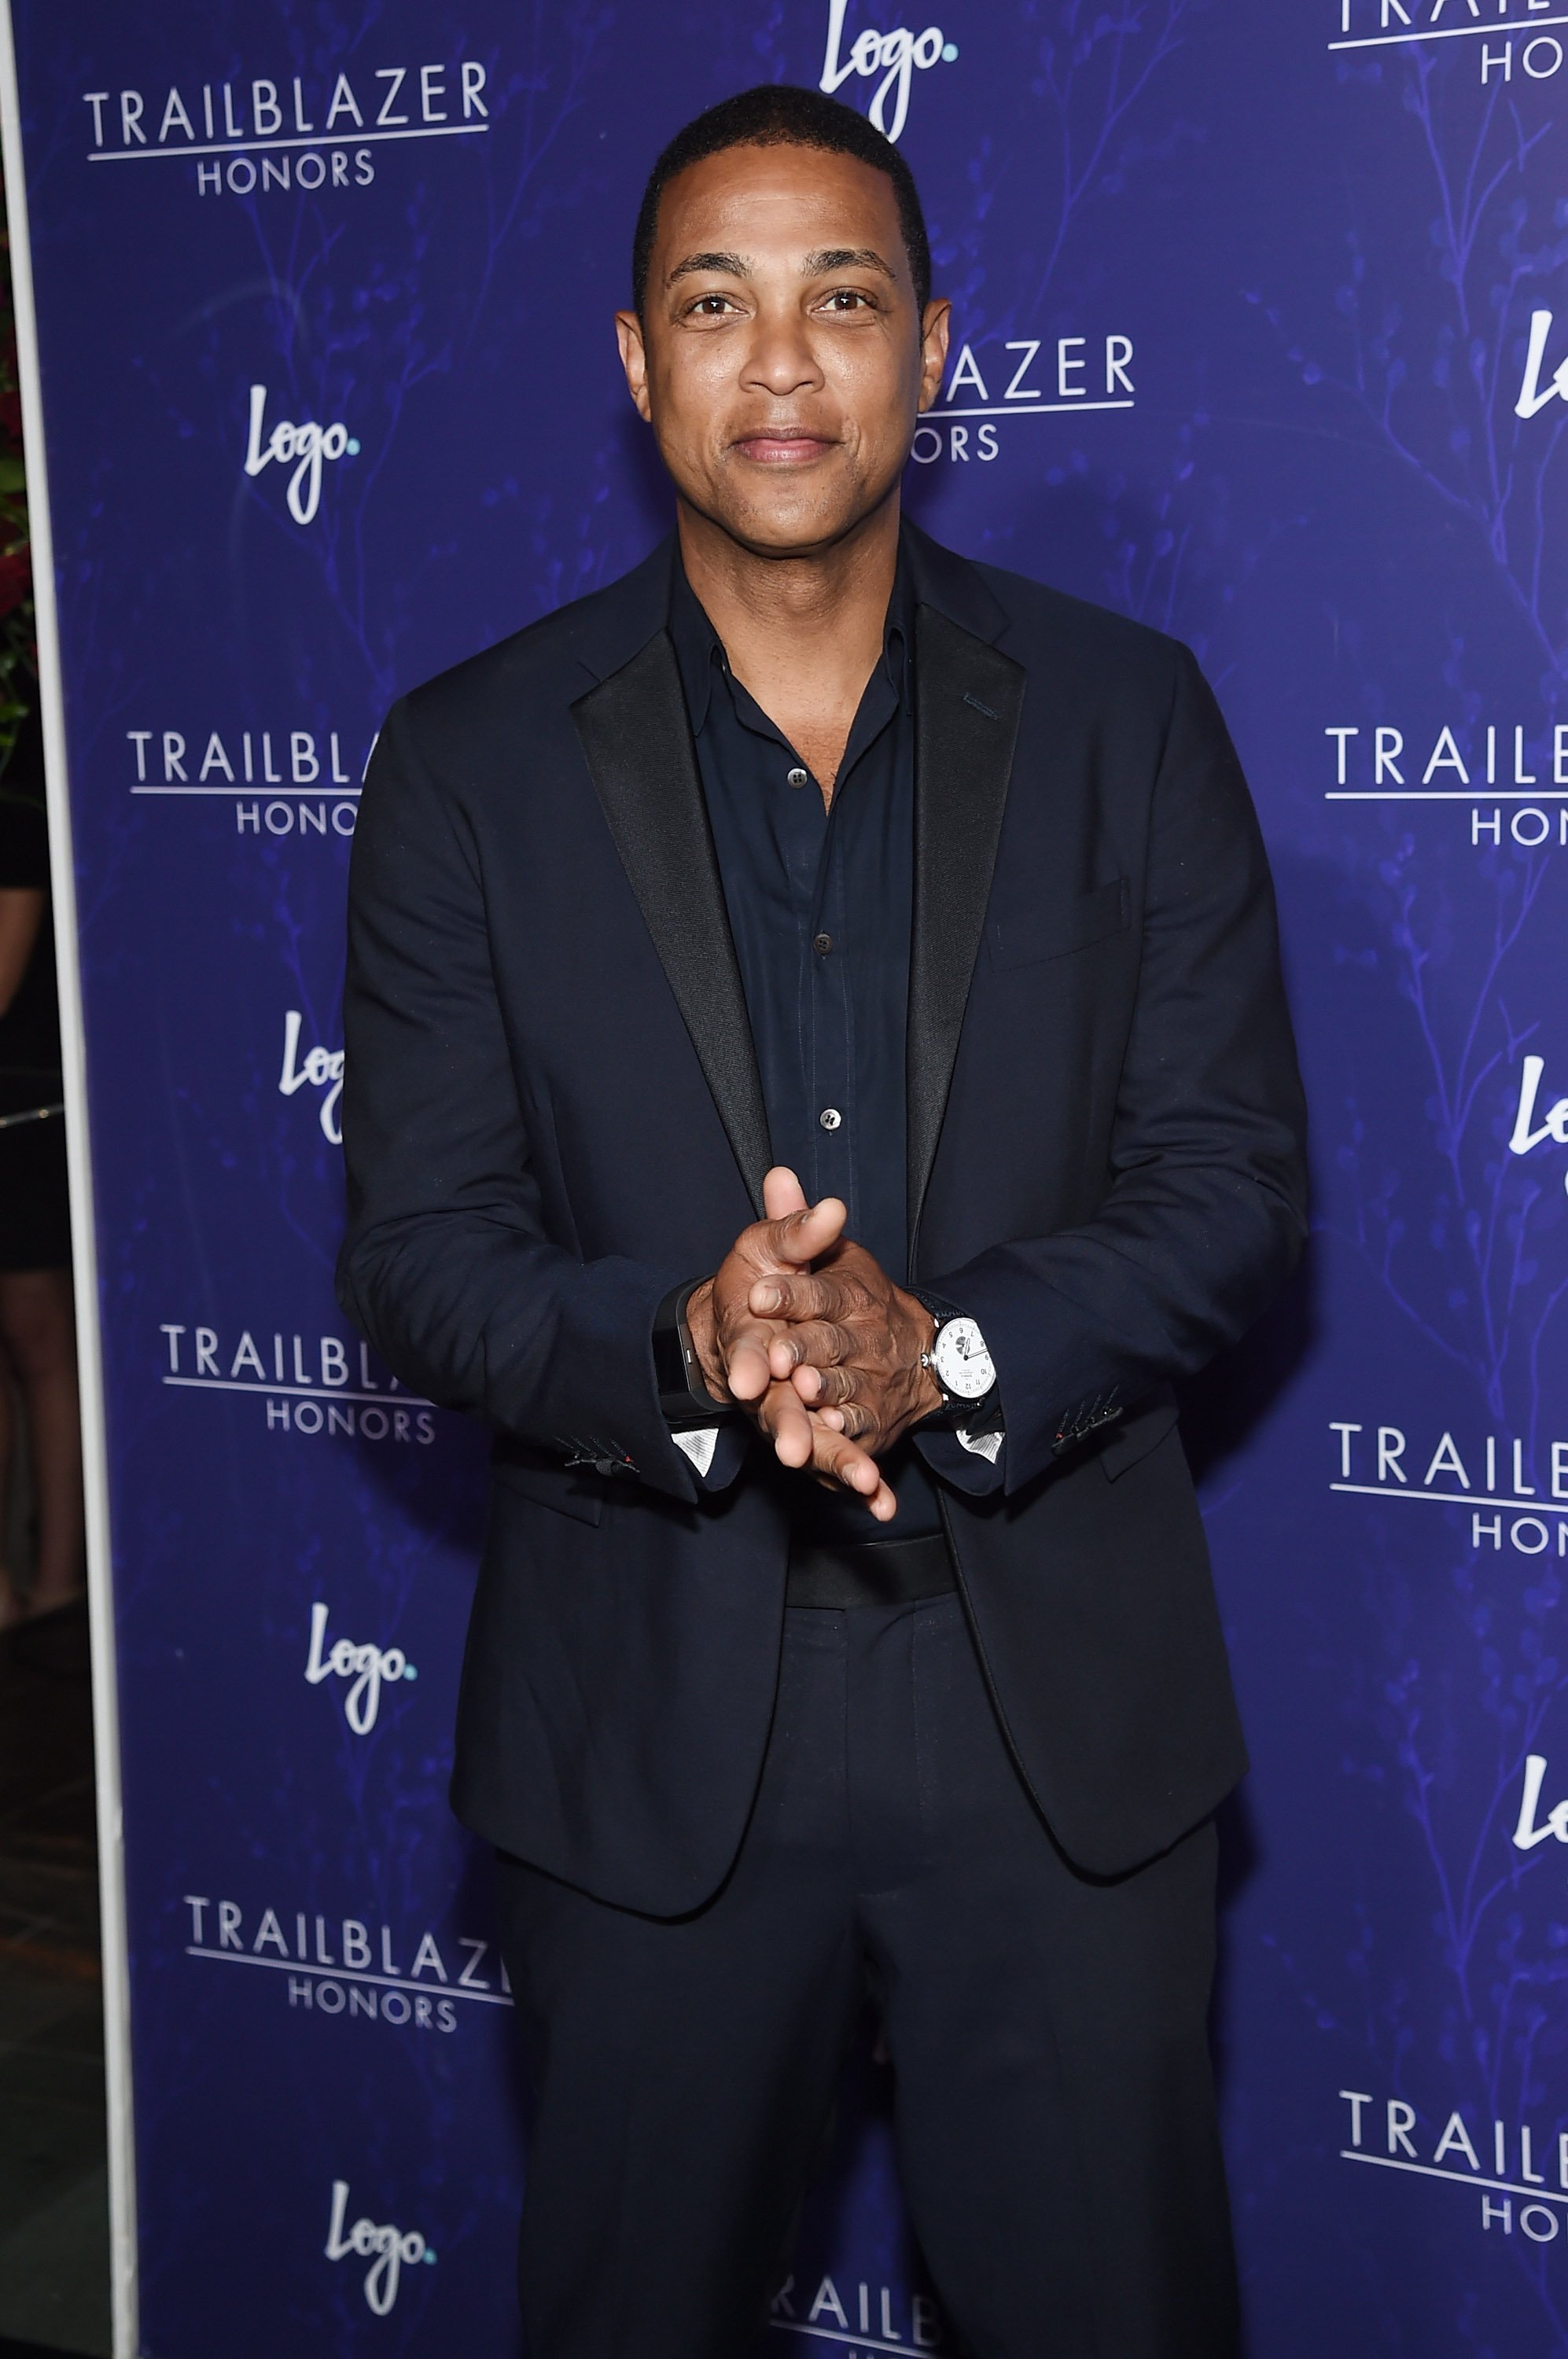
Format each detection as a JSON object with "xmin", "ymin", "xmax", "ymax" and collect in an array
[{"xmin": 684, "ymin": 1167, "xmax": 941, "ymax": 1523}]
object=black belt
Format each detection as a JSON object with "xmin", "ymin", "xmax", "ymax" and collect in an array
[{"xmin": 785, "ymin": 1531, "xmax": 956, "ymax": 1611}]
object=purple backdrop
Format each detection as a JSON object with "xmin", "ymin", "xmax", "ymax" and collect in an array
[{"xmin": 8, "ymin": 2, "xmax": 1568, "ymax": 2351}]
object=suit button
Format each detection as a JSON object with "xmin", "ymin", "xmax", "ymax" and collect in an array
[
  {"xmin": 786, "ymin": 767, "xmax": 809, "ymax": 789},
  {"xmin": 819, "ymin": 1107, "xmax": 842, "ymax": 1131}
]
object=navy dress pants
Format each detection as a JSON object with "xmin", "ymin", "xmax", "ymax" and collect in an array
[{"xmin": 495, "ymin": 1594, "xmax": 1238, "ymax": 2359}]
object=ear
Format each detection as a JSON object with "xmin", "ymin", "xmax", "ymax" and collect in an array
[
  {"xmin": 615, "ymin": 310, "xmax": 652, "ymax": 422},
  {"xmin": 917, "ymin": 298, "xmax": 952, "ymax": 414}
]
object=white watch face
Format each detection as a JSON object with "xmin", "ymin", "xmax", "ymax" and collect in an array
[{"xmin": 932, "ymin": 1316, "xmax": 996, "ymax": 1400}]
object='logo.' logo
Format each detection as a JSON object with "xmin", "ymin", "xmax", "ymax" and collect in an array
[
  {"xmin": 1516, "ymin": 311, "xmax": 1568, "ymax": 421},
  {"xmin": 819, "ymin": 0, "xmax": 958, "ymax": 142},
  {"xmin": 244, "ymin": 385, "xmax": 358, "ymax": 523},
  {"xmin": 325, "ymin": 2180, "xmax": 436, "ymax": 2314},
  {"xmin": 278, "ymin": 1010, "xmax": 344, "ymax": 1142},
  {"xmin": 1507, "ymin": 1055, "xmax": 1568, "ymax": 1194},
  {"xmin": 1513, "ymin": 1754, "xmax": 1568, "ymax": 1853},
  {"xmin": 305, "ymin": 1602, "xmax": 416, "ymax": 1734}
]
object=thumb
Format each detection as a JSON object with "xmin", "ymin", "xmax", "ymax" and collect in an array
[
  {"xmin": 762, "ymin": 1165, "xmax": 809, "ymax": 1220},
  {"xmin": 771, "ymin": 1194, "xmax": 846, "ymax": 1268}
]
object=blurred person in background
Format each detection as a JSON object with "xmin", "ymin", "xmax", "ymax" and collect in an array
[{"xmin": 0, "ymin": 229, "xmax": 82, "ymax": 1630}]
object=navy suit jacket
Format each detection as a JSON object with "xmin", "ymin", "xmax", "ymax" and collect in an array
[{"xmin": 337, "ymin": 522, "xmax": 1309, "ymax": 1913}]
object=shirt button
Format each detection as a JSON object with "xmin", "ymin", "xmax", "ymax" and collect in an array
[
  {"xmin": 813, "ymin": 932, "xmax": 833, "ymax": 954},
  {"xmin": 786, "ymin": 766, "xmax": 809, "ymax": 789},
  {"xmin": 819, "ymin": 1107, "xmax": 842, "ymax": 1131}
]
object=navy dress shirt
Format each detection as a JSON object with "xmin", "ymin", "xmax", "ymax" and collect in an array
[{"xmin": 668, "ymin": 558, "xmax": 963, "ymax": 1544}]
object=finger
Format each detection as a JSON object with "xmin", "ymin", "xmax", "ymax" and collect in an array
[
  {"xmin": 766, "ymin": 1316, "xmax": 859, "ymax": 1379},
  {"xmin": 749, "ymin": 1268, "xmax": 858, "ymax": 1323},
  {"xmin": 761, "ymin": 1165, "xmax": 809, "ymax": 1220},
  {"xmin": 819, "ymin": 1393, "xmax": 876, "ymax": 1441},
  {"xmin": 790, "ymin": 1360, "xmax": 859, "ymax": 1408},
  {"xmin": 811, "ymin": 1426, "xmax": 879, "ymax": 1492},
  {"xmin": 723, "ymin": 1320, "xmax": 780, "ymax": 1403},
  {"xmin": 808, "ymin": 1425, "xmax": 895, "ymax": 1520},
  {"xmin": 749, "ymin": 1195, "xmax": 847, "ymax": 1279},
  {"xmin": 755, "ymin": 1379, "xmax": 819, "ymax": 1470}
]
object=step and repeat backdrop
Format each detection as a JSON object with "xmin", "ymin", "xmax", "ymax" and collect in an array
[{"xmin": 6, "ymin": 1, "xmax": 1568, "ymax": 2353}]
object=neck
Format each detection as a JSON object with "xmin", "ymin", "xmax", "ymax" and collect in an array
[
  {"xmin": 675, "ymin": 495, "xmax": 901, "ymax": 644},
  {"xmin": 675, "ymin": 497, "xmax": 902, "ymax": 795}
]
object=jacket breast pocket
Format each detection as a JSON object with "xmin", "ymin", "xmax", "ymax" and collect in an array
[{"xmin": 988, "ymin": 876, "xmax": 1129, "ymax": 973}]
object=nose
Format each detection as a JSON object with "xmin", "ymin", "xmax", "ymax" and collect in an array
[{"xmin": 742, "ymin": 306, "xmax": 823, "ymax": 400}]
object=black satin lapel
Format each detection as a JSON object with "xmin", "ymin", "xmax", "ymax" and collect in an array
[
  {"xmin": 907, "ymin": 605, "xmax": 1026, "ymax": 1252},
  {"xmin": 572, "ymin": 631, "xmax": 771, "ymax": 1214}
]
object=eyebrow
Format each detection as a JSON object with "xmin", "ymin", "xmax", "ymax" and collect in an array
[
  {"xmin": 802, "ymin": 246, "xmax": 896, "ymax": 282},
  {"xmin": 666, "ymin": 250, "xmax": 750, "ymax": 285},
  {"xmin": 664, "ymin": 245, "xmax": 897, "ymax": 288}
]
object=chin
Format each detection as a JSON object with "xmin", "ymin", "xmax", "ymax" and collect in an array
[{"xmin": 722, "ymin": 490, "xmax": 870, "ymax": 558}]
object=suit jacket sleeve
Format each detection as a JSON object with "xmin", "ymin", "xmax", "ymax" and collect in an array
[
  {"xmin": 929, "ymin": 644, "xmax": 1309, "ymax": 1495},
  {"xmin": 334, "ymin": 697, "xmax": 700, "ymax": 1503}
]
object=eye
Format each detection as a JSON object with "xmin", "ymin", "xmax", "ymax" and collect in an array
[
  {"xmin": 685, "ymin": 293, "xmax": 740, "ymax": 318},
  {"xmin": 819, "ymin": 288, "xmax": 876, "ymax": 313}
]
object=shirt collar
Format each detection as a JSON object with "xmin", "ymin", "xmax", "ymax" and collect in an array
[{"xmin": 668, "ymin": 544, "xmax": 913, "ymax": 741}]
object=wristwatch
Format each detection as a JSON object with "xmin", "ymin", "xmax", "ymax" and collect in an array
[
  {"xmin": 652, "ymin": 1279, "xmax": 728, "ymax": 1428},
  {"xmin": 913, "ymin": 1295, "xmax": 1001, "ymax": 1429}
]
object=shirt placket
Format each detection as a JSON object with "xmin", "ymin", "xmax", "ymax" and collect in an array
[
  {"xmin": 764, "ymin": 728, "xmax": 829, "ymax": 1202},
  {"xmin": 808, "ymin": 808, "xmax": 854, "ymax": 1226}
]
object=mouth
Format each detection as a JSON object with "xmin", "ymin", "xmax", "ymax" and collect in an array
[{"xmin": 731, "ymin": 428, "xmax": 837, "ymax": 466}]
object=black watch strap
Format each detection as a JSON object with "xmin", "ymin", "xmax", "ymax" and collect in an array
[{"xmin": 653, "ymin": 1278, "xmax": 727, "ymax": 1428}]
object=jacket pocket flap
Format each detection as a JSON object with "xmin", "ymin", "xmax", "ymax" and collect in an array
[
  {"xmin": 990, "ymin": 876, "xmax": 1128, "ymax": 971},
  {"xmin": 1099, "ymin": 1382, "xmax": 1180, "ymax": 1481},
  {"xmin": 490, "ymin": 1453, "xmax": 605, "ymax": 1525}
]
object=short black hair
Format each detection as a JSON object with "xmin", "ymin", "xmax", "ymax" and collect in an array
[{"xmin": 631, "ymin": 84, "xmax": 932, "ymax": 319}]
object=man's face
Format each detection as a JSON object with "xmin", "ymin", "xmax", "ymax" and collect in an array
[{"xmin": 617, "ymin": 142, "xmax": 949, "ymax": 558}]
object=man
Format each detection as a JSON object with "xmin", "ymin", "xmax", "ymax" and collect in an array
[{"xmin": 338, "ymin": 83, "xmax": 1307, "ymax": 2359}]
